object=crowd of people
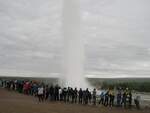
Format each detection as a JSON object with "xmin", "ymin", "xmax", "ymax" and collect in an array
[{"xmin": 0, "ymin": 79, "xmax": 140, "ymax": 109}]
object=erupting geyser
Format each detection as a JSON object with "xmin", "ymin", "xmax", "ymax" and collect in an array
[{"xmin": 61, "ymin": 0, "xmax": 89, "ymax": 88}]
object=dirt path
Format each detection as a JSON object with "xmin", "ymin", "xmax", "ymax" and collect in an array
[{"xmin": 0, "ymin": 88, "xmax": 149, "ymax": 113}]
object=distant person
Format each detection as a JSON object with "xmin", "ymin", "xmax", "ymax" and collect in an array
[
  {"xmin": 23, "ymin": 82, "xmax": 28, "ymax": 94},
  {"xmin": 79, "ymin": 88, "xmax": 83, "ymax": 104},
  {"xmin": 67, "ymin": 87, "xmax": 71, "ymax": 102},
  {"xmin": 89, "ymin": 91, "xmax": 92, "ymax": 104},
  {"xmin": 85, "ymin": 88, "xmax": 89, "ymax": 105},
  {"xmin": 32, "ymin": 83, "xmax": 38, "ymax": 97},
  {"xmin": 117, "ymin": 89, "xmax": 122, "ymax": 107},
  {"xmin": 74, "ymin": 88, "xmax": 78, "ymax": 103},
  {"xmin": 59, "ymin": 87, "xmax": 63, "ymax": 101},
  {"xmin": 83, "ymin": 90, "xmax": 86, "ymax": 104},
  {"xmin": 128, "ymin": 91, "xmax": 132, "ymax": 109},
  {"xmin": 14, "ymin": 80, "xmax": 18, "ymax": 91},
  {"xmin": 134, "ymin": 95, "xmax": 141, "ymax": 110},
  {"xmin": 92, "ymin": 89, "xmax": 97, "ymax": 105},
  {"xmin": 104, "ymin": 91, "xmax": 109, "ymax": 107},
  {"xmin": 38, "ymin": 85, "xmax": 44, "ymax": 102},
  {"xmin": 71, "ymin": 88, "xmax": 75, "ymax": 103},
  {"xmin": 0, "ymin": 79, "xmax": 2, "ymax": 87},
  {"xmin": 121, "ymin": 90, "xmax": 127, "ymax": 108},
  {"xmin": 124, "ymin": 88, "xmax": 130, "ymax": 108},
  {"xmin": 62, "ymin": 87, "xmax": 67, "ymax": 102},
  {"xmin": 54, "ymin": 85, "xmax": 59, "ymax": 101},
  {"xmin": 45, "ymin": 85, "xmax": 49, "ymax": 100},
  {"xmin": 99, "ymin": 91, "xmax": 105, "ymax": 105},
  {"xmin": 109, "ymin": 89, "xmax": 115, "ymax": 107},
  {"xmin": 49, "ymin": 85, "xmax": 54, "ymax": 101},
  {"xmin": 1, "ymin": 80, "xmax": 4, "ymax": 87}
]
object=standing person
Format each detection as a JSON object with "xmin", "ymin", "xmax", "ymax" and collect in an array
[
  {"xmin": 121, "ymin": 90, "xmax": 127, "ymax": 108},
  {"xmin": 74, "ymin": 88, "xmax": 78, "ymax": 103},
  {"xmin": 128, "ymin": 91, "xmax": 132, "ymax": 109},
  {"xmin": 0, "ymin": 79, "xmax": 2, "ymax": 87},
  {"xmin": 14, "ymin": 80, "xmax": 17, "ymax": 91},
  {"xmin": 126, "ymin": 88, "xmax": 130, "ymax": 108},
  {"xmin": 85, "ymin": 88, "xmax": 89, "ymax": 105},
  {"xmin": 3, "ymin": 80, "xmax": 6, "ymax": 88},
  {"xmin": 59, "ymin": 87, "xmax": 63, "ymax": 101},
  {"xmin": 28, "ymin": 81, "xmax": 32, "ymax": 95},
  {"xmin": 32, "ymin": 83, "xmax": 38, "ymax": 97},
  {"xmin": 62, "ymin": 87, "xmax": 67, "ymax": 102},
  {"xmin": 67, "ymin": 87, "xmax": 69, "ymax": 102},
  {"xmin": 2, "ymin": 80, "xmax": 4, "ymax": 88},
  {"xmin": 134, "ymin": 95, "xmax": 140, "ymax": 110},
  {"xmin": 99, "ymin": 91, "xmax": 105, "ymax": 105},
  {"xmin": 45, "ymin": 85, "xmax": 49, "ymax": 100},
  {"xmin": 71, "ymin": 88, "xmax": 75, "ymax": 103},
  {"xmin": 93, "ymin": 88, "xmax": 97, "ymax": 105},
  {"xmin": 79, "ymin": 88, "xmax": 83, "ymax": 104},
  {"xmin": 10, "ymin": 80, "xmax": 14, "ymax": 90},
  {"xmin": 88, "ymin": 91, "xmax": 92, "ymax": 104},
  {"xmin": 109, "ymin": 90, "xmax": 115, "ymax": 107},
  {"xmin": 54, "ymin": 85, "xmax": 59, "ymax": 101},
  {"xmin": 104, "ymin": 91, "xmax": 109, "ymax": 107},
  {"xmin": 67, "ymin": 87, "xmax": 71, "ymax": 102},
  {"xmin": 30, "ymin": 82, "xmax": 34, "ymax": 95},
  {"xmin": 23, "ymin": 82, "xmax": 26, "ymax": 94},
  {"xmin": 83, "ymin": 90, "xmax": 86, "ymax": 104},
  {"xmin": 49, "ymin": 85, "xmax": 54, "ymax": 101},
  {"xmin": 18, "ymin": 80, "xmax": 23, "ymax": 93},
  {"xmin": 109, "ymin": 89, "xmax": 112, "ymax": 107},
  {"xmin": 38, "ymin": 85, "xmax": 44, "ymax": 102},
  {"xmin": 117, "ymin": 89, "xmax": 122, "ymax": 107}
]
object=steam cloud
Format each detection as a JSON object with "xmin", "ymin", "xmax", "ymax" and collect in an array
[{"xmin": 61, "ymin": 0, "xmax": 89, "ymax": 88}]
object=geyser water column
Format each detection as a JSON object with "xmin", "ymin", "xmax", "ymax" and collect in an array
[{"xmin": 61, "ymin": 0, "xmax": 88, "ymax": 88}]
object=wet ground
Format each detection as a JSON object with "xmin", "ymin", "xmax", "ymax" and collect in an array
[{"xmin": 0, "ymin": 88, "xmax": 149, "ymax": 113}]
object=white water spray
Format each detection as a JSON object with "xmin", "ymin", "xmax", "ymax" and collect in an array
[{"xmin": 61, "ymin": 0, "xmax": 89, "ymax": 89}]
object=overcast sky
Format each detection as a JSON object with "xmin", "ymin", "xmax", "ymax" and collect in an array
[{"xmin": 0, "ymin": 0, "xmax": 150, "ymax": 78}]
